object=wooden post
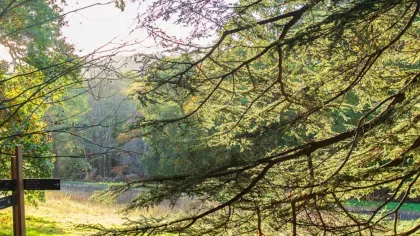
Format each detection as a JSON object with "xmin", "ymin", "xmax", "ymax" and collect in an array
[{"xmin": 12, "ymin": 145, "xmax": 25, "ymax": 236}]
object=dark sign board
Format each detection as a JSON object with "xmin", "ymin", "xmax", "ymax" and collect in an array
[
  {"xmin": 0, "ymin": 194, "xmax": 16, "ymax": 210},
  {"xmin": 0, "ymin": 179, "xmax": 61, "ymax": 191},
  {"xmin": 0, "ymin": 180, "xmax": 15, "ymax": 191},
  {"xmin": 23, "ymin": 179, "xmax": 60, "ymax": 190}
]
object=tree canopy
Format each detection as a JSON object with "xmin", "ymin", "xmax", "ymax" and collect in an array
[
  {"xmin": 96, "ymin": 0, "xmax": 420, "ymax": 235},
  {"xmin": 0, "ymin": 0, "xmax": 139, "ymax": 201},
  {"xmin": 0, "ymin": 0, "xmax": 80, "ymax": 202},
  {"xmin": 0, "ymin": 0, "xmax": 419, "ymax": 235}
]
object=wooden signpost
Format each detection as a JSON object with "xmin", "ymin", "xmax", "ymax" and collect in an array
[
  {"xmin": 24, "ymin": 179, "xmax": 60, "ymax": 190},
  {"xmin": 0, "ymin": 180, "xmax": 15, "ymax": 191},
  {"xmin": 0, "ymin": 145, "xmax": 60, "ymax": 236},
  {"xmin": 0, "ymin": 194, "xmax": 15, "ymax": 210},
  {"xmin": 0, "ymin": 179, "xmax": 60, "ymax": 191}
]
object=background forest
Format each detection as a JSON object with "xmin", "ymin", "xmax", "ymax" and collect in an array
[{"xmin": 49, "ymin": 57, "xmax": 146, "ymax": 182}]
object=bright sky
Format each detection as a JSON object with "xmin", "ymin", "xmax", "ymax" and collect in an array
[
  {"xmin": 62, "ymin": 0, "xmax": 147, "ymax": 55},
  {"xmin": 0, "ymin": 0, "xmax": 196, "ymax": 61}
]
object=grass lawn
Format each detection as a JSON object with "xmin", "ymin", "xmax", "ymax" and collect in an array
[
  {"xmin": 0, "ymin": 213, "xmax": 75, "ymax": 236},
  {"xmin": 0, "ymin": 184, "xmax": 186, "ymax": 236},
  {"xmin": 346, "ymin": 199, "xmax": 420, "ymax": 212},
  {"xmin": 2, "ymin": 187, "xmax": 418, "ymax": 235},
  {"xmin": 0, "ymin": 191, "xmax": 137, "ymax": 236},
  {"xmin": 63, "ymin": 181, "xmax": 121, "ymax": 187}
]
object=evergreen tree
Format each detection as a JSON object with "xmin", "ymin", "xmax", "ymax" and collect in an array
[{"xmin": 99, "ymin": 0, "xmax": 420, "ymax": 235}]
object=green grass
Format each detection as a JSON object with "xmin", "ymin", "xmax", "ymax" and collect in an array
[
  {"xmin": 0, "ymin": 191, "xmax": 132, "ymax": 235},
  {"xmin": 0, "ymin": 213, "xmax": 76, "ymax": 236},
  {"xmin": 1, "ymin": 193, "xmax": 419, "ymax": 235},
  {"xmin": 346, "ymin": 199, "xmax": 420, "ymax": 212},
  {"xmin": 0, "ymin": 189, "xmax": 185, "ymax": 235}
]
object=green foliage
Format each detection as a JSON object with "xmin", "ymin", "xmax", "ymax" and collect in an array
[
  {"xmin": 0, "ymin": 0, "xmax": 78, "ymax": 201},
  {"xmin": 47, "ymin": 87, "xmax": 91, "ymax": 180}
]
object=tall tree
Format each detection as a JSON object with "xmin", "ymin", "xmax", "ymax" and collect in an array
[
  {"xmin": 0, "ymin": 0, "xmax": 126, "ymax": 200},
  {"xmin": 0, "ymin": 0, "xmax": 77, "ymax": 188},
  {"xmin": 100, "ymin": 0, "xmax": 420, "ymax": 235},
  {"xmin": 0, "ymin": 0, "xmax": 84, "ymax": 204},
  {"xmin": 0, "ymin": 0, "xmax": 133, "ymax": 186}
]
